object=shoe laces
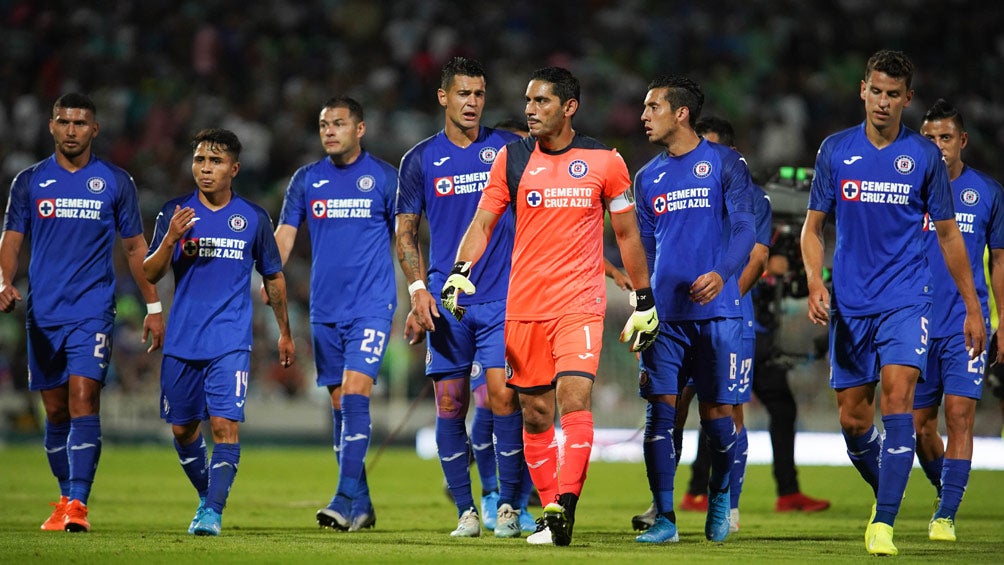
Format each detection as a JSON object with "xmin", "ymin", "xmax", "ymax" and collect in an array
[{"xmin": 533, "ymin": 516, "xmax": 547, "ymax": 533}]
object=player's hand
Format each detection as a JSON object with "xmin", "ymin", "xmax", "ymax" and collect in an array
[
  {"xmin": 962, "ymin": 309, "xmax": 986, "ymax": 361},
  {"xmin": 441, "ymin": 261, "xmax": 475, "ymax": 321},
  {"xmin": 142, "ymin": 311, "xmax": 165, "ymax": 353},
  {"xmin": 277, "ymin": 334, "xmax": 295, "ymax": 368},
  {"xmin": 806, "ymin": 280, "xmax": 830, "ymax": 325},
  {"xmin": 167, "ymin": 205, "xmax": 198, "ymax": 244},
  {"xmin": 619, "ymin": 287, "xmax": 659, "ymax": 352},
  {"xmin": 409, "ymin": 283, "xmax": 439, "ymax": 331},
  {"xmin": 689, "ymin": 271, "xmax": 724, "ymax": 306},
  {"xmin": 611, "ymin": 269, "xmax": 633, "ymax": 291},
  {"xmin": 0, "ymin": 282, "xmax": 22, "ymax": 313},
  {"xmin": 992, "ymin": 329, "xmax": 1003, "ymax": 367},
  {"xmin": 404, "ymin": 311, "xmax": 426, "ymax": 345}
]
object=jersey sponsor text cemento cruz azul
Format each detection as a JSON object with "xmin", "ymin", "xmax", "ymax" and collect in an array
[
  {"xmin": 182, "ymin": 236, "xmax": 246, "ymax": 260},
  {"xmin": 37, "ymin": 197, "xmax": 104, "ymax": 219},
  {"xmin": 543, "ymin": 186, "xmax": 593, "ymax": 208},
  {"xmin": 434, "ymin": 170, "xmax": 489, "ymax": 197},
  {"xmin": 311, "ymin": 197, "xmax": 373, "ymax": 218},
  {"xmin": 840, "ymin": 179, "xmax": 914, "ymax": 204}
]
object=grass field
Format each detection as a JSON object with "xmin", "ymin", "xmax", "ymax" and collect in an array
[{"xmin": 1, "ymin": 444, "xmax": 1001, "ymax": 563}]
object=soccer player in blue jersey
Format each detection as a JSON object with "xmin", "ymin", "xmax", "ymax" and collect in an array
[
  {"xmin": 633, "ymin": 77, "xmax": 755, "ymax": 544},
  {"xmin": 396, "ymin": 56, "xmax": 532, "ymax": 538},
  {"xmin": 271, "ymin": 97, "xmax": 397, "ymax": 532},
  {"xmin": 913, "ymin": 99, "xmax": 1004, "ymax": 542},
  {"xmin": 144, "ymin": 128, "xmax": 294, "ymax": 536},
  {"xmin": 0, "ymin": 93, "xmax": 165, "ymax": 533},
  {"xmin": 800, "ymin": 50, "xmax": 985, "ymax": 556}
]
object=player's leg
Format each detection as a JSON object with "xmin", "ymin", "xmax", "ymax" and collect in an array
[
  {"xmin": 30, "ymin": 324, "xmax": 73, "ymax": 531},
  {"xmin": 160, "ymin": 355, "xmax": 211, "ymax": 533},
  {"xmin": 312, "ymin": 322, "xmax": 350, "ymax": 528},
  {"xmin": 729, "ymin": 404, "xmax": 748, "ymax": 533},
  {"xmin": 913, "ymin": 337, "xmax": 948, "ymax": 499},
  {"xmin": 913, "ymin": 406, "xmax": 944, "ymax": 492},
  {"xmin": 677, "ymin": 380, "xmax": 711, "ymax": 512},
  {"xmin": 171, "ymin": 420, "xmax": 207, "ymax": 534},
  {"xmin": 469, "ymin": 375, "xmax": 499, "ymax": 529}
]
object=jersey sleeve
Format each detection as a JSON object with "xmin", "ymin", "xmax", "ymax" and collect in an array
[
  {"xmin": 755, "ymin": 188, "xmax": 774, "ymax": 247},
  {"xmin": 277, "ymin": 166, "xmax": 308, "ymax": 228},
  {"xmin": 396, "ymin": 146, "xmax": 426, "ymax": 216},
  {"xmin": 924, "ymin": 150, "xmax": 955, "ymax": 222},
  {"xmin": 253, "ymin": 206, "xmax": 283, "ymax": 276},
  {"xmin": 602, "ymin": 149, "xmax": 632, "ymax": 205},
  {"xmin": 808, "ymin": 139, "xmax": 836, "ymax": 213},
  {"xmin": 381, "ymin": 161, "xmax": 399, "ymax": 230},
  {"xmin": 633, "ymin": 168, "xmax": 656, "ymax": 272},
  {"xmin": 987, "ymin": 179, "xmax": 1004, "ymax": 250},
  {"xmin": 477, "ymin": 145, "xmax": 511, "ymax": 215},
  {"xmin": 146, "ymin": 203, "xmax": 172, "ymax": 258},
  {"xmin": 112, "ymin": 168, "xmax": 144, "ymax": 239},
  {"xmin": 2, "ymin": 170, "xmax": 31, "ymax": 234}
]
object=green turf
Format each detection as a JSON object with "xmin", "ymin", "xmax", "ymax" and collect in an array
[{"xmin": 1, "ymin": 444, "xmax": 1001, "ymax": 563}]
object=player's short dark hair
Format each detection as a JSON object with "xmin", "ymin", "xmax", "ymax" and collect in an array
[
  {"xmin": 922, "ymin": 98, "xmax": 965, "ymax": 131},
  {"xmin": 53, "ymin": 93, "xmax": 96, "ymax": 117},
  {"xmin": 695, "ymin": 116, "xmax": 735, "ymax": 147},
  {"xmin": 441, "ymin": 57, "xmax": 486, "ymax": 90},
  {"xmin": 192, "ymin": 128, "xmax": 242, "ymax": 160},
  {"xmin": 647, "ymin": 75, "xmax": 704, "ymax": 127},
  {"xmin": 865, "ymin": 49, "xmax": 914, "ymax": 88},
  {"xmin": 322, "ymin": 96, "xmax": 364, "ymax": 123},
  {"xmin": 529, "ymin": 66, "xmax": 580, "ymax": 105},
  {"xmin": 493, "ymin": 117, "xmax": 529, "ymax": 134}
]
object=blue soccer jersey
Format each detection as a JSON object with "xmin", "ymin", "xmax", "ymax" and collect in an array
[
  {"xmin": 635, "ymin": 139, "xmax": 755, "ymax": 321},
  {"xmin": 396, "ymin": 126, "xmax": 520, "ymax": 304},
  {"xmin": 277, "ymin": 151, "xmax": 397, "ymax": 323},
  {"xmin": 741, "ymin": 186, "xmax": 774, "ymax": 338},
  {"xmin": 924, "ymin": 165, "xmax": 1004, "ymax": 338},
  {"xmin": 809, "ymin": 123, "xmax": 954, "ymax": 316},
  {"xmin": 3, "ymin": 155, "xmax": 145, "ymax": 326},
  {"xmin": 148, "ymin": 191, "xmax": 282, "ymax": 360}
]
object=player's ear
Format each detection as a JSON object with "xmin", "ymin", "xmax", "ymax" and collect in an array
[
  {"xmin": 357, "ymin": 120, "xmax": 366, "ymax": 139},
  {"xmin": 437, "ymin": 88, "xmax": 448, "ymax": 109},
  {"xmin": 231, "ymin": 160, "xmax": 241, "ymax": 178},
  {"xmin": 564, "ymin": 98, "xmax": 578, "ymax": 118}
]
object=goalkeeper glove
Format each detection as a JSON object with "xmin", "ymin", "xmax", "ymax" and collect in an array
[
  {"xmin": 442, "ymin": 261, "xmax": 476, "ymax": 321},
  {"xmin": 620, "ymin": 287, "xmax": 658, "ymax": 352}
]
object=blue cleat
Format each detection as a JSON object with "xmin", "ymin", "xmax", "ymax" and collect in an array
[
  {"xmin": 187, "ymin": 497, "xmax": 207, "ymax": 535},
  {"xmin": 481, "ymin": 491, "xmax": 499, "ymax": 530},
  {"xmin": 192, "ymin": 508, "xmax": 222, "ymax": 536},
  {"xmin": 705, "ymin": 488, "xmax": 731, "ymax": 542},
  {"xmin": 519, "ymin": 505, "xmax": 537, "ymax": 533},
  {"xmin": 636, "ymin": 515, "xmax": 679, "ymax": 543}
]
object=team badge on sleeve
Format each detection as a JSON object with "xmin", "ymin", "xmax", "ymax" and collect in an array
[{"xmin": 228, "ymin": 214, "xmax": 248, "ymax": 232}]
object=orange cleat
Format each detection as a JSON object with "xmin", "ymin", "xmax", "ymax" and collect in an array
[
  {"xmin": 679, "ymin": 493, "xmax": 709, "ymax": 512},
  {"xmin": 775, "ymin": 492, "xmax": 831, "ymax": 513},
  {"xmin": 41, "ymin": 496, "xmax": 70, "ymax": 531},
  {"xmin": 63, "ymin": 499, "xmax": 91, "ymax": 532}
]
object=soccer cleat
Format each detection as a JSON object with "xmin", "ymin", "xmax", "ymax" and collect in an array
[
  {"xmin": 192, "ymin": 508, "xmax": 222, "ymax": 536},
  {"xmin": 450, "ymin": 507, "xmax": 481, "ymax": 537},
  {"xmin": 729, "ymin": 508, "xmax": 740, "ymax": 533},
  {"xmin": 635, "ymin": 515, "xmax": 679, "ymax": 543},
  {"xmin": 316, "ymin": 507, "xmax": 350, "ymax": 531},
  {"xmin": 867, "ymin": 503, "xmax": 877, "ymax": 527},
  {"xmin": 41, "ymin": 496, "xmax": 69, "ymax": 531},
  {"xmin": 775, "ymin": 492, "xmax": 831, "ymax": 512},
  {"xmin": 705, "ymin": 489, "xmax": 730, "ymax": 542},
  {"xmin": 348, "ymin": 507, "xmax": 376, "ymax": 532},
  {"xmin": 481, "ymin": 491, "xmax": 499, "ymax": 530},
  {"xmin": 494, "ymin": 503, "xmax": 521, "ymax": 538},
  {"xmin": 519, "ymin": 505, "xmax": 537, "ymax": 533},
  {"xmin": 188, "ymin": 497, "xmax": 207, "ymax": 535},
  {"xmin": 680, "ymin": 492, "xmax": 709, "ymax": 512},
  {"xmin": 929, "ymin": 517, "xmax": 956, "ymax": 542},
  {"xmin": 63, "ymin": 499, "xmax": 90, "ymax": 533},
  {"xmin": 542, "ymin": 502, "xmax": 573, "ymax": 546},
  {"xmin": 526, "ymin": 517, "xmax": 553, "ymax": 545},
  {"xmin": 865, "ymin": 522, "xmax": 897, "ymax": 556},
  {"xmin": 631, "ymin": 502, "xmax": 657, "ymax": 531}
]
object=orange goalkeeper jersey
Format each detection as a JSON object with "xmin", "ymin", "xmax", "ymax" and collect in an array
[{"xmin": 478, "ymin": 134, "xmax": 632, "ymax": 320}]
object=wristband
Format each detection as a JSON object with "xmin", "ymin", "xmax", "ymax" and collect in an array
[
  {"xmin": 147, "ymin": 301, "xmax": 163, "ymax": 315},
  {"xmin": 408, "ymin": 280, "xmax": 427, "ymax": 295},
  {"xmin": 634, "ymin": 287, "xmax": 655, "ymax": 311}
]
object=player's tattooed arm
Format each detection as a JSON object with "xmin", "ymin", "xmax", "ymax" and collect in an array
[
  {"xmin": 395, "ymin": 213, "xmax": 439, "ymax": 332},
  {"xmin": 263, "ymin": 271, "xmax": 295, "ymax": 368}
]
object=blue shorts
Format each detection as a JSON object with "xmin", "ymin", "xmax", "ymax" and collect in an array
[
  {"xmin": 639, "ymin": 318, "xmax": 743, "ymax": 405},
  {"xmin": 426, "ymin": 299, "xmax": 505, "ymax": 381},
  {"xmin": 312, "ymin": 317, "xmax": 392, "ymax": 387},
  {"xmin": 829, "ymin": 303, "xmax": 931, "ymax": 389},
  {"xmin": 160, "ymin": 351, "xmax": 251, "ymax": 424},
  {"xmin": 678, "ymin": 336, "xmax": 753, "ymax": 402},
  {"xmin": 914, "ymin": 333, "xmax": 986, "ymax": 408},
  {"xmin": 26, "ymin": 318, "xmax": 114, "ymax": 391}
]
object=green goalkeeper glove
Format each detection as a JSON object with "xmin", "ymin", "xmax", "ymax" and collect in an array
[
  {"xmin": 442, "ymin": 261, "xmax": 476, "ymax": 321},
  {"xmin": 619, "ymin": 287, "xmax": 658, "ymax": 352}
]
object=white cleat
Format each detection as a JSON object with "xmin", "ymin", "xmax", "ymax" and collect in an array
[{"xmin": 450, "ymin": 507, "xmax": 481, "ymax": 537}]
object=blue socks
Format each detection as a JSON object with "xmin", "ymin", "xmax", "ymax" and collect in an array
[
  {"xmin": 175, "ymin": 432, "xmax": 209, "ymax": 498},
  {"xmin": 493, "ymin": 410, "xmax": 524, "ymax": 507},
  {"xmin": 919, "ymin": 454, "xmax": 944, "ymax": 497},
  {"xmin": 67, "ymin": 415, "xmax": 101, "ymax": 504},
  {"xmin": 730, "ymin": 426, "xmax": 748, "ymax": 510},
  {"xmin": 937, "ymin": 458, "xmax": 971, "ymax": 520},
  {"xmin": 44, "ymin": 420, "xmax": 71, "ymax": 497},
  {"xmin": 874, "ymin": 414, "xmax": 914, "ymax": 526},
  {"xmin": 702, "ymin": 416, "xmax": 736, "ymax": 493},
  {"xmin": 471, "ymin": 406, "xmax": 498, "ymax": 495},
  {"xmin": 206, "ymin": 443, "xmax": 240, "ymax": 514},
  {"xmin": 337, "ymin": 394, "xmax": 371, "ymax": 513},
  {"xmin": 644, "ymin": 401, "xmax": 677, "ymax": 514},
  {"xmin": 437, "ymin": 415, "xmax": 475, "ymax": 515},
  {"xmin": 843, "ymin": 425, "xmax": 881, "ymax": 496}
]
